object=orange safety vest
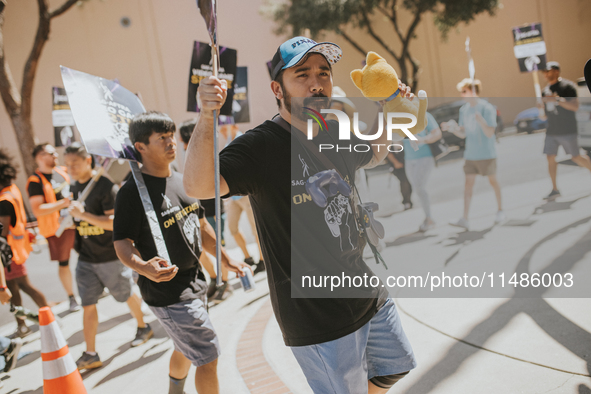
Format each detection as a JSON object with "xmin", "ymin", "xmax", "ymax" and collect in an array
[
  {"xmin": 26, "ymin": 166, "xmax": 70, "ymax": 238},
  {"xmin": 0, "ymin": 184, "xmax": 32, "ymax": 265}
]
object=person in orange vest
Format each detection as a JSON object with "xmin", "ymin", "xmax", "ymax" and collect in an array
[
  {"xmin": 26, "ymin": 143, "xmax": 80, "ymax": 312},
  {"xmin": 64, "ymin": 143, "xmax": 153, "ymax": 371},
  {"xmin": 0, "ymin": 241, "xmax": 23, "ymax": 386},
  {"xmin": 0, "ymin": 149, "xmax": 49, "ymax": 338}
]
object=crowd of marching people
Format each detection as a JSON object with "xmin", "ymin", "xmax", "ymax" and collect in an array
[{"xmin": 0, "ymin": 34, "xmax": 588, "ymax": 394}]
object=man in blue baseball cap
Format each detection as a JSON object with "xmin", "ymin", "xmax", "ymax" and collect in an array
[{"xmin": 184, "ymin": 37, "xmax": 417, "ymax": 393}]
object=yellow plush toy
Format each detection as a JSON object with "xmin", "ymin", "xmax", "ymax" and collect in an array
[{"xmin": 351, "ymin": 52, "xmax": 428, "ymax": 138}]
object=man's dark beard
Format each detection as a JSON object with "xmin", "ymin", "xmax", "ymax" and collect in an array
[{"xmin": 282, "ymin": 88, "xmax": 330, "ymax": 122}]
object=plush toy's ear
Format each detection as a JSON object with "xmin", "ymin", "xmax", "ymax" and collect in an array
[
  {"xmin": 350, "ymin": 70, "xmax": 363, "ymax": 90},
  {"xmin": 366, "ymin": 52, "xmax": 383, "ymax": 66}
]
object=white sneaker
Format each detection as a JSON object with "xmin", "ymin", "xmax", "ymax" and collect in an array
[
  {"xmin": 494, "ymin": 210, "xmax": 506, "ymax": 224},
  {"xmin": 450, "ymin": 217, "xmax": 469, "ymax": 230},
  {"xmin": 419, "ymin": 218, "xmax": 435, "ymax": 232}
]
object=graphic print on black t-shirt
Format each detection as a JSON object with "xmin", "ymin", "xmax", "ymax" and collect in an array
[
  {"xmin": 289, "ymin": 122, "xmax": 385, "ymax": 299},
  {"xmin": 70, "ymin": 176, "xmax": 118, "ymax": 263},
  {"xmin": 113, "ymin": 171, "xmax": 206, "ymax": 307},
  {"xmin": 220, "ymin": 120, "xmax": 387, "ymax": 347}
]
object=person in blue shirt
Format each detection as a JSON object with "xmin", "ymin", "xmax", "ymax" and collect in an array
[
  {"xmin": 441, "ymin": 79, "xmax": 504, "ymax": 230},
  {"xmin": 403, "ymin": 112, "xmax": 442, "ymax": 232}
]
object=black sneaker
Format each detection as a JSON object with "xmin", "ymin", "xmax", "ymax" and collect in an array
[
  {"xmin": 211, "ymin": 282, "xmax": 233, "ymax": 305},
  {"xmin": 131, "ymin": 324, "xmax": 153, "ymax": 347},
  {"xmin": 13, "ymin": 325, "xmax": 32, "ymax": 339},
  {"xmin": 76, "ymin": 352, "xmax": 102, "ymax": 370},
  {"xmin": 206, "ymin": 279, "xmax": 217, "ymax": 299},
  {"xmin": 244, "ymin": 257, "xmax": 255, "ymax": 266},
  {"xmin": 254, "ymin": 260, "xmax": 266, "ymax": 275},
  {"xmin": 3, "ymin": 337, "xmax": 22, "ymax": 372},
  {"xmin": 544, "ymin": 189, "xmax": 561, "ymax": 200}
]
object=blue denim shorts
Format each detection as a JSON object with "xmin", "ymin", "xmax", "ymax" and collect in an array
[
  {"xmin": 291, "ymin": 298, "xmax": 416, "ymax": 394},
  {"xmin": 150, "ymin": 298, "xmax": 220, "ymax": 367}
]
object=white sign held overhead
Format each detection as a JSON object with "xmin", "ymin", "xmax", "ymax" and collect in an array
[{"xmin": 512, "ymin": 23, "xmax": 547, "ymax": 73}]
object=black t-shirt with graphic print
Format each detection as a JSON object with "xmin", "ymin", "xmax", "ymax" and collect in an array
[
  {"xmin": 220, "ymin": 119, "xmax": 388, "ymax": 347},
  {"xmin": 543, "ymin": 78, "xmax": 578, "ymax": 135},
  {"xmin": 113, "ymin": 171, "xmax": 207, "ymax": 307},
  {"xmin": 70, "ymin": 176, "xmax": 119, "ymax": 263}
]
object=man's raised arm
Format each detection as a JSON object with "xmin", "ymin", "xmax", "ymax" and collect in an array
[{"xmin": 183, "ymin": 76, "xmax": 230, "ymax": 199}]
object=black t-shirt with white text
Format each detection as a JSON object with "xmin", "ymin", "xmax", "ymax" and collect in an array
[
  {"xmin": 113, "ymin": 171, "xmax": 207, "ymax": 307},
  {"xmin": 220, "ymin": 119, "xmax": 388, "ymax": 347},
  {"xmin": 543, "ymin": 78, "xmax": 578, "ymax": 135},
  {"xmin": 71, "ymin": 176, "xmax": 119, "ymax": 263}
]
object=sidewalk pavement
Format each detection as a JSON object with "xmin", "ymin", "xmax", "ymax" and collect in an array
[{"xmin": 2, "ymin": 157, "xmax": 591, "ymax": 393}]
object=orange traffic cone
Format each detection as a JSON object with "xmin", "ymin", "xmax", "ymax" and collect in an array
[{"xmin": 39, "ymin": 306, "xmax": 87, "ymax": 393}]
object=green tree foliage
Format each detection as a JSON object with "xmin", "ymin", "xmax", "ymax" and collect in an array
[{"xmin": 266, "ymin": 0, "xmax": 498, "ymax": 90}]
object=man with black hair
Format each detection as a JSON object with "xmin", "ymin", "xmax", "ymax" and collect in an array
[
  {"xmin": 64, "ymin": 143, "xmax": 152, "ymax": 371},
  {"xmin": 113, "ymin": 111, "xmax": 249, "ymax": 394},
  {"xmin": 184, "ymin": 37, "xmax": 416, "ymax": 394},
  {"xmin": 27, "ymin": 143, "xmax": 80, "ymax": 312}
]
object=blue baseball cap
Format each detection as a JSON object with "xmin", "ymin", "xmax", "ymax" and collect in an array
[{"xmin": 270, "ymin": 37, "xmax": 342, "ymax": 80}]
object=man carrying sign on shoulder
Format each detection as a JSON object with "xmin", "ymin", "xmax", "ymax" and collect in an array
[
  {"xmin": 113, "ymin": 112, "xmax": 250, "ymax": 394},
  {"xmin": 184, "ymin": 37, "xmax": 416, "ymax": 394}
]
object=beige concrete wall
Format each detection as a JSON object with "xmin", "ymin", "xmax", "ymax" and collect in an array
[{"xmin": 1, "ymin": 0, "xmax": 590, "ymax": 194}]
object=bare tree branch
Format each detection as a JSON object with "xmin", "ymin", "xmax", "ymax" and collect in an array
[
  {"xmin": 20, "ymin": 0, "xmax": 51, "ymax": 119},
  {"xmin": 337, "ymin": 30, "xmax": 368, "ymax": 57},
  {"xmin": 49, "ymin": 0, "xmax": 79, "ymax": 19},
  {"xmin": 390, "ymin": 0, "xmax": 406, "ymax": 44},
  {"xmin": 402, "ymin": 11, "xmax": 422, "ymax": 52},
  {"xmin": 0, "ymin": 1, "xmax": 20, "ymax": 115},
  {"xmin": 376, "ymin": 5, "xmax": 392, "ymax": 20},
  {"xmin": 401, "ymin": 11, "xmax": 423, "ymax": 89},
  {"xmin": 360, "ymin": 9, "xmax": 400, "ymax": 62}
]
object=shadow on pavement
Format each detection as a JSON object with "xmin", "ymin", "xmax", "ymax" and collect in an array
[
  {"xmin": 80, "ymin": 318, "xmax": 169, "ymax": 382},
  {"xmin": 14, "ymin": 314, "xmax": 167, "ymax": 372},
  {"xmin": 57, "ymin": 308, "xmax": 81, "ymax": 319},
  {"xmin": 533, "ymin": 196, "xmax": 586, "ymax": 215},
  {"xmin": 15, "ymin": 350, "xmax": 40, "ymax": 369},
  {"xmin": 16, "ymin": 387, "xmax": 43, "ymax": 394},
  {"xmin": 93, "ymin": 346, "xmax": 169, "ymax": 387},
  {"xmin": 386, "ymin": 232, "xmax": 436, "ymax": 247},
  {"xmin": 442, "ymin": 227, "xmax": 494, "ymax": 247},
  {"xmin": 67, "ymin": 312, "xmax": 139, "ymax": 347},
  {"xmin": 402, "ymin": 217, "xmax": 591, "ymax": 393},
  {"xmin": 502, "ymin": 219, "xmax": 537, "ymax": 227}
]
